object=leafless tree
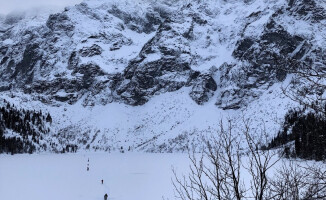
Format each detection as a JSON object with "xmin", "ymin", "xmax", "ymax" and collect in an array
[
  {"xmin": 302, "ymin": 162, "xmax": 326, "ymax": 199},
  {"xmin": 172, "ymin": 118, "xmax": 326, "ymax": 200},
  {"xmin": 173, "ymin": 119, "xmax": 279, "ymax": 200},
  {"xmin": 173, "ymin": 119, "xmax": 245, "ymax": 200},
  {"xmin": 270, "ymin": 160, "xmax": 306, "ymax": 200},
  {"xmin": 242, "ymin": 118, "xmax": 281, "ymax": 200},
  {"xmin": 270, "ymin": 160, "xmax": 326, "ymax": 200}
]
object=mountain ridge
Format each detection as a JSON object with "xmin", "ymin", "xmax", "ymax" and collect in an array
[{"xmin": 0, "ymin": 0, "xmax": 325, "ymax": 153}]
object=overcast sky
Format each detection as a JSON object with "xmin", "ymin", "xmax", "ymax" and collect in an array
[{"xmin": 0, "ymin": 0, "xmax": 83, "ymax": 15}]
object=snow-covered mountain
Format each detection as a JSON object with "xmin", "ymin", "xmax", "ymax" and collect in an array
[{"xmin": 0, "ymin": 0, "xmax": 325, "ymax": 153}]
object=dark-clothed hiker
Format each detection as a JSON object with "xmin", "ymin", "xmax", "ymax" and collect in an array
[{"xmin": 104, "ymin": 193, "xmax": 108, "ymax": 200}]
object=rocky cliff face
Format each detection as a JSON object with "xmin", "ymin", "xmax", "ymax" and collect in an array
[
  {"xmin": 1, "ymin": 0, "xmax": 325, "ymax": 108},
  {"xmin": 216, "ymin": 0, "xmax": 326, "ymax": 109},
  {"xmin": 0, "ymin": 0, "xmax": 325, "ymax": 152}
]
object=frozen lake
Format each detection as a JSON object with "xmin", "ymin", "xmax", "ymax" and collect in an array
[{"xmin": 0, "ymin": 153, "xmax": 190, "ymax": 200}]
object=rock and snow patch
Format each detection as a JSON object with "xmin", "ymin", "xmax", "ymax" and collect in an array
[{"xmin": 0, "ymin": 0, "xmax": 325, "ymax": 152}]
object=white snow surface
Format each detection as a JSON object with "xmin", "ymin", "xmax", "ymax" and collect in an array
[
  {"xmin": 1, "ymin": 153, "xmax": 321, "ymax": 200},
  {"xmin": 0, "ymin": 76, "xmax": 297, "ymax": 152},
  {"xmin": 0, "ymin": 153, "xmax": 191, "ymax": 200}
]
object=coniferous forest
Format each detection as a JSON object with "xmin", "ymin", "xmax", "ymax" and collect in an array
[
  {"xmin": 0, "ymin": 99, "xmax": 53, "ymax": 154},
  {"xmin": 268, "ymin": 102, "xmax": 326, "ymax": 161}
]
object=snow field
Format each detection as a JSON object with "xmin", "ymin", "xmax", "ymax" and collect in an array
[
  {"xmin": 0, "ymin": 153, "xmax": 191, "ymax": 200},
  {"xmin": 1, "ymin": 152, "xmax": 323, "ymax": 200}
]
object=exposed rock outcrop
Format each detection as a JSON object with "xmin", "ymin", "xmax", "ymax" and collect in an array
[
  {"xmin": 189, "ymin": 73, "xmax": 217, "ymax": 105},
  {"xmin": 0, "ymin": 0, "xmax": 325, "ymax": 110}
]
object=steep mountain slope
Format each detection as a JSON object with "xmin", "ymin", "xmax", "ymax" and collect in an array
[
  {"xmin": 0, "ymin": 99, "xmax": 55, "ymax": 154},
  {"xmin": 0, "ymin": 0, "xmax": 325, "ymax": 153}
]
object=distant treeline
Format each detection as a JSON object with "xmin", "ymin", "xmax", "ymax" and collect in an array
[
  {"xmin": 0, "ymin": 99, "xmax": 53, "ymax": 154},
  {"xmin": 268, "ymin": 102, "xmax": 326, "ymax": 161}
]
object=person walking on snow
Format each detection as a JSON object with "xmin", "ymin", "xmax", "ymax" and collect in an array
[
  {"xmin": 104, "ymin": 193, "xmax": 108, "ymax": 200},
  {"xmin": 101, "ymin": 179, "xmax": 104, "ymax": 184}
]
